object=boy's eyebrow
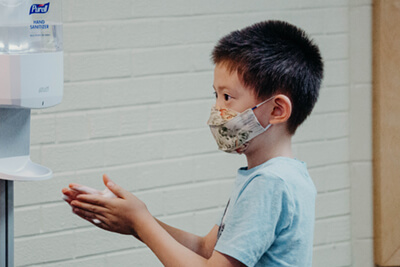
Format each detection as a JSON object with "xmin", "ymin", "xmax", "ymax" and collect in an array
[
  {"xmin": 213, "ymin": 85, "xmax": 230, "ymax": 91},
  {"xmin": 214, "ymin": 85, "xmax": 240, "ymax": 97}
]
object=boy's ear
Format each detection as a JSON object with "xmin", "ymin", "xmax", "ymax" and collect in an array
[{"xmin": 269, "ymin": 94, "xmax": 292, "ymax": 125}]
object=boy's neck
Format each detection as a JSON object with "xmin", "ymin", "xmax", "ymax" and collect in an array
[{"xmin": 244, "ymin": 127, "xmax": 293, "ymax": 170}]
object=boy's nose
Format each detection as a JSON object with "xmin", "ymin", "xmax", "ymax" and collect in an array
[{"xmin": 215, "ymin": 98, "xmax": 225, "ymax": 110}]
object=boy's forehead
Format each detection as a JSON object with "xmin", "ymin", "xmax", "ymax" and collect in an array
[
  {"xmin": 213, "ymin": 64, "xmax": 257, "ymax": 97},
  {"xmin": 213, "ymin": 64, "xmax": 242, "ymax": 89}
]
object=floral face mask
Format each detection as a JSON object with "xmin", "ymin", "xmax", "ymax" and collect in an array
[{"xmin": 207, "ymin": 96, "xmax": 274, "ymax": 154}]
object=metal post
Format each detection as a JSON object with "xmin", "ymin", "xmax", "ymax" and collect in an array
[
  {"xmin": 0, "ymin": 108, "xmax": 31, "ymax": 267},
  {"xmin": 0, "ymin": 179, "xmax": 13, "ymax": 267}
]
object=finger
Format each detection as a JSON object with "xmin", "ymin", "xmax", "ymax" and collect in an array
[
  {"xmin": 72, "ymin": 207, "xmax": 109, "ymax": 228},
  {"xmin": 103, "ymin": 174, "xmax": 110, "ymax": 185},
  {"xmin": 61, "ymin": 187, "xmax": 69, "ymax": 194},
  {"xmin": 62, "ymin": 195, "xmax": 72, "ymax": 204},
  {"xmin": 102, "ymin": 174, "xmax": 113, "ymax": 190},
  {"xmin": 71, "ymin": 199, "xmax": 108, "ymax": 214},
  {"xmin": 69, "ymin": 183, "xmax": 84, "ymax": 189},
  {"xmin": 69, "ymin": 184, "xmax": 102, "ymax": 195},
  {"xmin": 62, "ymin": 188, "xmax": 80, "ymax": 200},
  {"xmin": 73, "ymin": 208, "xmax": 112, "ymax": 232},
  {"xmin": 75, "ymin": 193, "xmax": 112, "ymax": 207},
  {"xmin": 72, "ymin": 207, "xmax": 95, "ymax": 220},
  {"xmin": 103, "ymin": 175, "xmax": 127, "ymax": 199},
  {"xmin": 62, "ymin": 188, "xmax": 79, "ymax": 204},
  {"xmin": 72, "ymin": 206, "xmax": 107, "ymax": 221}
]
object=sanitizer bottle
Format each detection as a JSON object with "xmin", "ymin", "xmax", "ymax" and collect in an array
[{"xmin": 0, "ymin": 0, "xmax": 63, "ymax": 108}]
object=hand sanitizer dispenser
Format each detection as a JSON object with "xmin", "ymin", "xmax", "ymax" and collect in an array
[
  {"xmin": 0, "ymin": 0, "xmax": 63, "ymax": 181},
  {"xmin": 0, "ymin": 2, "xmax": 63, "ymax": 265}
]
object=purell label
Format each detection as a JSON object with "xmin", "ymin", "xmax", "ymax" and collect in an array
[{"xmin": 29, "ymin": 3, "xmax": 50, "ymax": 15}]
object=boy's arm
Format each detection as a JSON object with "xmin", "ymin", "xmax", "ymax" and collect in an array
[
  {"xmin": 139, "ymin": 214, "xmax": 245, "ymax": 267},
  {"xmin": 69, "ymin": 176, "xmax": 245, "ymax": 267},
  {"xmin": 155, "ymin": 219, "xmax": 219, "ymax": 259},
  {"xmin": 62, "ymin": 182, "xmax": 218, "ymax": 257}
]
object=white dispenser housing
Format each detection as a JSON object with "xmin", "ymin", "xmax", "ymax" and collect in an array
[
  {"xmin": 0, "ymin": 0, "xmax": 63, "ymax": 181},
  {"xmin": 0, "ymin": 2, "xmax": 63, "ymax": 265}
]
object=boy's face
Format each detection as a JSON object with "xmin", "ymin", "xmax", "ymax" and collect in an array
[{"xmin": 213, "ymin": 63, "xmax": 260, "ymax": 113}]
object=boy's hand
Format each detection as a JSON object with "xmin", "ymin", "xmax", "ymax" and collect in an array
[
  {"xmin": 62, "ymin": 182, "xmax": 116, "ymax": 202},
  {"xmin": 67, "ymin": 175, "xmax": 149, "ymax": 238},
  {"xmin": 62, "ymin": 184, "xmax": 102, "ymax": 205}
]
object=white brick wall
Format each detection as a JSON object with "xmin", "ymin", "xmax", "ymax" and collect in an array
[{"xmin": 12, "ymin": 1, "xmax": 373, "ymax": 266}]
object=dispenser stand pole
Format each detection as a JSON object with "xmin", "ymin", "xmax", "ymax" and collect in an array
[
  {"xmin": 0, "ymin": 179, "xmax": 13, "ymax": 267},
  {"xmin": 0, "ymin": 108, "xmax": 30, "ymax": 267}
]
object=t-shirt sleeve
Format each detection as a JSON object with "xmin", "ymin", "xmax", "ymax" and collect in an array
[{"xmin": 214, "ymin": 175, "xmax": 294, "ymax": 266}]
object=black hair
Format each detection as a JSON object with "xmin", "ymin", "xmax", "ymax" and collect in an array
[{"xmin": 211, "ymin": 20, "xmax": 324, "ymax": 134}]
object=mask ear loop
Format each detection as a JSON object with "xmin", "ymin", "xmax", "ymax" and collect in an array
[
  {"xmin": 251, "ymin": 96, "xmax": 275, "ymax": 110},
  {"xmin": 263, "ymin": 123, "xmax": 273, "ymax": 131},
  {"xmin": 251, "ymin": 96, "xmax": 275, "ymax": 130}
]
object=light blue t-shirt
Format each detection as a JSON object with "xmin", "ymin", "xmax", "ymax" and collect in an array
[{"xmin": 214, "ymin": 157, "xmax": 316, "ymax": 267}]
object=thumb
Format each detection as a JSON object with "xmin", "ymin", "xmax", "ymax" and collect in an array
[{"xmin": 103, "ymin": 174, "xmax": 126, "ymax": 198}]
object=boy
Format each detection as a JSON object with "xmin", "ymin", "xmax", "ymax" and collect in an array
[{"xmin": 62, "ymin": 20, "xmax": 323, "ymax": 266}]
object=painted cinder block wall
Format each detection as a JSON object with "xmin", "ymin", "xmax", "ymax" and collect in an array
[{"xmin": 13, "ymin": 0, "xmax": 373, "ymax": 266}]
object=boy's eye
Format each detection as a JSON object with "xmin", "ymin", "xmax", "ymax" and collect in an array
[
  {"xmin": 224, "ymin": 94, "xmax": 231, "ymax": 101},
  {"xmin": 213, "ymin": 92, "xmax": 218, "ymax": 98}
]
